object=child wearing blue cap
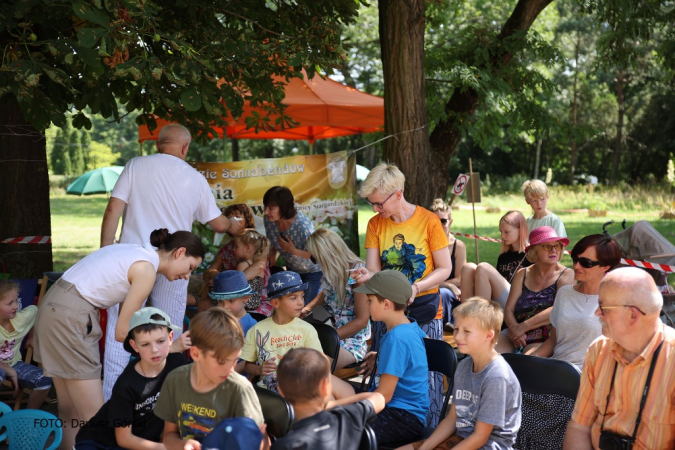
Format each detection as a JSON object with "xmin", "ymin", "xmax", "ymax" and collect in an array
[
  {"xmin": 210, "ymin": 270, "xmax": 258, "ymax": 337},
  {"xmin": 240, "ymin": 271, "xmax": 324, "ymax": 393}
]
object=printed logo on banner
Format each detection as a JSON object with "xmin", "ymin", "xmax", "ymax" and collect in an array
[
  {"xmin": 327, "ymin": 152, "xmax": 349, "ymax": 189},
  {"xmin": 452, "ymin": 174, "xmax": 470, "ymax": 195},
  {"xmin": 188, "ymin": 151, "xmax": 359, "ymax": 273}
]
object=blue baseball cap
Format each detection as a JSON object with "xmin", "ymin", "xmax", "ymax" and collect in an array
[{"xmin": 201, "ymin": 417, "xmax": 263, "ymax": 450}]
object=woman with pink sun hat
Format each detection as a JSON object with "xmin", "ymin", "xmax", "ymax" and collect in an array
[{"xmin": 496, "ymin": 226, "xmax": 575, "ymax": 354}]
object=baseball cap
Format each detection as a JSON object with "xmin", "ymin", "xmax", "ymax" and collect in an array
[
  {"xmin": 123, "ymin": 307, "xmax": 182, "ymax": 355},
  {"xmin": 353, "ymin": 270, "xmax": 412, "ymax": 305},
  {"xmin": 202, "ymin": 417, "xmax": 263, "ymax": 450}
]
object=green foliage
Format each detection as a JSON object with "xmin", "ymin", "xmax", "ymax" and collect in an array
[{"xmin": 1, "ymin": 0, "xmax": 363, "ymax": 138}]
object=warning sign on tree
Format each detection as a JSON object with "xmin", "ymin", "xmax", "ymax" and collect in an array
[{"xmin": 452, "ymin": 174, "xmax": 470, "ymax": 195}]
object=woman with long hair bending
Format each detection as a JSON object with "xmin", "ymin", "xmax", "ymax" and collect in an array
[
  {"xmin": 33, "ymin": 229, "xmax": 204, "ymax": 449},
  {"xmin": 461, "ymin": 211, "xmax": 531, "ymax": 310},
  {"xmin": 303, "ymin": 228, "xmax": 371, "ymax": 370}
]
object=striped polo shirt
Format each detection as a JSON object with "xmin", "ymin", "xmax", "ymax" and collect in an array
[{"xmin": 572, "ymin": 324, "xmax": 675, "ymax": 449}]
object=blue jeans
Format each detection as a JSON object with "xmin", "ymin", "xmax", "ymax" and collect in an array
[
  {"xmin": 300, "ymin": 271, "xmax": 323, "ymax": 306},
  {"xmin": 440, "ymin": 287, "xmax": 460, "ymax": 325},
  {"xmin": 0, "ymin": 361, "xmax": 52, "ymax": 389}
]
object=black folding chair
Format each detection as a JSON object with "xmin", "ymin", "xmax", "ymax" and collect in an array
[
  {"xmin": 358, "ymin": 424, "xmax": 378, "ymax": 450},
  {"xmin": 310, "ymin": 321, "xmax": 341, "ymax": 373},
  {"xmin": 253, "ymin": 385, "xmax": 294, "ymax": 441},
  {"xmin": 502, "ymin": 353, "xmax": 581, "ymax": 450}
]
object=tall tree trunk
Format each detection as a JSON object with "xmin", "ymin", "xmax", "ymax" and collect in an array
[
  {"xmin": 610, "ymin": 70, "xmax": 625, "ymax": 185},
  {"xmin": 378, "ymin": 0, "xmax": 436, "ymax": 206},
  {"xmin": 0, "ymin": 97, "xmax": 53, "ymax": 278},
  {"xmin": 569, "ymin": 32, "xmax": 580, "ymax": 185}
]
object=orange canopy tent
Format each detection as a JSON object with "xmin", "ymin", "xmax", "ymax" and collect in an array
[{"xmin": 138, "ymin": 72, "xmax": 383, "ymax": 144}]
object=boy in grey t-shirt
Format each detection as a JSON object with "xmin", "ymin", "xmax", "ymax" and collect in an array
[{"xmin": 402, "ymin": 298, "xmax": 522, "ymax": 450}]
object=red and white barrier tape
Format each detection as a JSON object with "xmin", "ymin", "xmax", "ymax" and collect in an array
[
  {"xmin": 451, "ymin": 232, "xmax": 675, "ymax": 273},
  {"xmin": 451, "ymin": 232, "xmax": 502, "ymax": 243},
  {"xmin": 620, "ymin": 258, "xmax": 675, "ymax": 274},
  {"xmin": 1, "ymin": 236, "xmax": 51, "ymax": 244}
]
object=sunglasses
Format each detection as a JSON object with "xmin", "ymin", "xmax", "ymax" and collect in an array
[
  {"xmin": 572, "ymin": 255, "xmax": 601, "ymax": 268},
  {"xmin": 310, "ymin": 255, "xmax": 317, "ymax": 264},
  {"xmin": 365, "ymin": 190, "xmax": 398, "ymax": 209},
  {"xmin": 540, "ymin": 243, "xmax": 563, "ymax": 252},
  {"xmin": 439, "ymin": 219, "xmax": 449, "ymax": 225}
]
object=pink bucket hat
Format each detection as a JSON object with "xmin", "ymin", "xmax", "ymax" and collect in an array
[{"xmin": 525, "ymin": 226, "xmax": 569, "ymax": 252}]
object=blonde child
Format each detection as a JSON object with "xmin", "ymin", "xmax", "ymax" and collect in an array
[
  {"xmin": 461, "ymin": 211, "xmax": 531, "ymax": 310},
  {"xmin": 522, "ymin": 179, "xmax": 566, "ymax": 237},
  {"xmin": 234, "ymin": 229, "xmax": 272, "ymax": 316},
  {"xmin": 399, "ymin": 298, "xmax": 521, "ymax": 450},
  {"xmin": 0, "ymin": 280, "xmax": 52, "ymax": 409}
]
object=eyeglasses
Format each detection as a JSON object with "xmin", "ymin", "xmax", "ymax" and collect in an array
[
  {"xmin": 597, "ymin": 304, "xmax": 647, "ymax": 316},
  {"xmin": 365, "ymin": 190, "xmax": 398, "ymax": 209},
  {"xmin": 572, "ymin": 255, "xmax": 601, "ymax": 268},
  {"xmin": 540, "ymin": 243, "xmax": 563, "ymax": 252},
  {"xmin": 439, "ymin": 219, "xmax": 449, "ymax": 225},
  {"xmin": 310, "ymin": 255, "xmax": 317, "ymax": 264}
]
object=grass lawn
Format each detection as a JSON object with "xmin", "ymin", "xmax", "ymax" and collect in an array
[
  {"xmin": 50, "ymin": 194, "xmax": 111, "ymax": 271},
  {"xmin": 358, "ymin": 201, "xmax": 675, "ymax": 269},
  {"xmin": 51, "ymin": 193, "xmax": 675, "ymax": 274}
]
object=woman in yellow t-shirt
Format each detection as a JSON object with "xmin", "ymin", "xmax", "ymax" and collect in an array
[{"xmin": 353, "ymin": 162, "xmax": 451, "ymax": 428}]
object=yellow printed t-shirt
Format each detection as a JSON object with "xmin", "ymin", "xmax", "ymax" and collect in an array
[
  {"xmin": 240, "ymin": 317, "xmax": 323, "ymax": 392},
  {"xmin": 365, "ymin": 206, "xmax": 449, "ymax": 297}
]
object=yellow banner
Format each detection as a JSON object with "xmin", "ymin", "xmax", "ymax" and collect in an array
[{"xmin": 188, "ymin": 151, "xmax": 358, "ymax": 272}]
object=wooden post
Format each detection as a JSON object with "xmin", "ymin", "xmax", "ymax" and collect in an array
[{"xmin": 469, "ymin": 158, "xmax": 479, "ymax": 263}]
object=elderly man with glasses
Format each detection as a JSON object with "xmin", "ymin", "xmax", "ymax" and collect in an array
[{"xmin": 564, "ymin": 267, "xmax": 675, "ymax": 450}]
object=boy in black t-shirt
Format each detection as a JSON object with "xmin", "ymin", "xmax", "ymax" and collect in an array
[
  {"xmin": 75, "ymin": 307, "xmax": 187, "ymax": 449},
  {"xmin": 272, "ymin": 348, "xmax": 385, "ymax": 450}
]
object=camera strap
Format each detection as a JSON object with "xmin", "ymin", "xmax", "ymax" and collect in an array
[{"xmin": 600, "ymin": 335, "xmax": 664, "ymax": 442}]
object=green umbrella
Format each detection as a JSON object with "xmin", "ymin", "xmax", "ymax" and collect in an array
[{"xmin": 66, "ymin": 166, "xmax": 124, "ymax": 195}]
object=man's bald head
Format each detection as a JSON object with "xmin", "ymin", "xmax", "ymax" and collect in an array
[
  {"xmin": 600, "ymin": 267, "xmax": 663, "ymax": 315},
  {"xmin": 157, "ymin": 124, "xmax": 191, "ymax": 158}
]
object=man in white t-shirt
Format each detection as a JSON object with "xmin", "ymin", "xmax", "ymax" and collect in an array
[{"xmin": 99, "ymin": 123, "xmax": 240, "ymax": 400}]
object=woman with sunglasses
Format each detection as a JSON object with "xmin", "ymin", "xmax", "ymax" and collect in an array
[
  {"xmin": 353, "ymin": 163, "xmax": 452, "ymax": 428},
  {"xmin": 496, "ymin": 226, "xmax": 575, "ymax": 354},
  {"xmin": 303, "ymin": 228, "xmax": 371, "ymax": 370},
  {"xmin": 429, "ymin": 198, "xmax": 466, "ymax": 326},
  {"xmin": 263, "ymin": 186, "xmax": 323, "ymax": 305},
  {"xmin": 531, "ymin": 235, "xmax": 622, "ymax": 368}
]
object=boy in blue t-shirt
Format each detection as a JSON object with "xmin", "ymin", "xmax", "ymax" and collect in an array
[
  {"xmin": 400, "ymin": 297, "xmax": 522, "ymax": 450},
  {"xmin": 354, "ymin": 270, "xmax": 429, "ymax": 445}
]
